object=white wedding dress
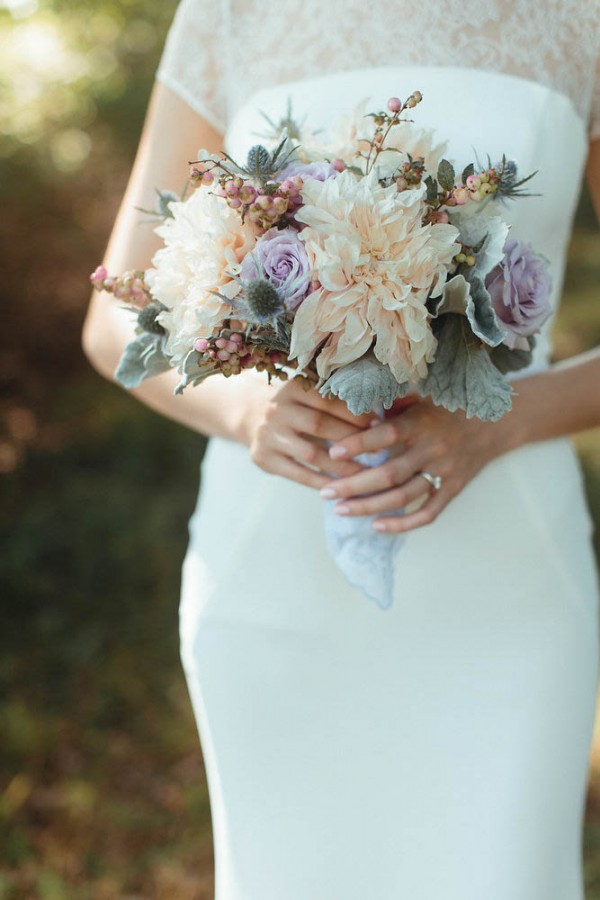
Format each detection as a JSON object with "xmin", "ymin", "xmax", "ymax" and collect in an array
[{"xmin": 156, "ymin": 3, "xmax": 600, "ymax": 897}]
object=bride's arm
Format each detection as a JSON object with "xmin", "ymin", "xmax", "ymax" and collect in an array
[
  {"xmin": 316, "ymin": 140, "xmax": 600, "ymax": 531},
  {"xmin": 82, "ymin": 82, "xmax": 369, "ymax": 484},
  {"xmin": 82, "ymin": 82, "xmax": 262, "ymax": 444}
]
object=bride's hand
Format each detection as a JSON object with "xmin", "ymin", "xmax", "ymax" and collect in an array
[
  {"xmin": 243, "ymin": 377, "xmax": 374, "ymax": 489},
  {"xmin": 319, "ymin": 396, "xmax": 506, "ymax": 532}
]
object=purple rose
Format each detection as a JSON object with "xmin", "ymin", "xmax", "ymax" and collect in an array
[
  {"xmin": 485, "ymin": 238, "xmax": 553, "ymax": 350},
  {"xmin": 278, "ymin": 159, "xmax": 338, "ymax": 182},
  {"xmin": 240, "ymin": 227, "xmax": 312, "ymax": 310}
]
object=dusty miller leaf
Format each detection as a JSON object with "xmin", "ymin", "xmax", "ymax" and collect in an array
[
  {"xmin": 419, "ymin": 315, "xmax": 513, "ymax": 421},
  {"xmin": 430, "ymin": 274, "xmax": 507, "ymax": 348},
  {"xmin": 465, "ymin": 273, "xmax": 508, "ymax": 347},
  {"xmin": 115, "ymin": 333, "xmax": 171, "ymax": 389},
  {"xmin": 489, "ymin": 336, "xmax": 536, "ymax": 375},
  {"xmin": 174, "ymin": 349, "xmax": 218, "ymax": 395},
  {"xmin": 319, "ymin": 356, "xmax": 408, "ymax": 416}
]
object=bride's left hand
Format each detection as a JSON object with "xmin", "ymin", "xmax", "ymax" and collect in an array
[{"xmin": 319, "ymin": 396, "xmax": 510, "ymax": 532}]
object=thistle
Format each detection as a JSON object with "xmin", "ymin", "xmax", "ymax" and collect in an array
[
  {"xmin": 244, "ymin": 278, "xmax": 285, "ymax": 326},
  {"xmin": 137, "ymin": 303, "xmax": 166, "ymax": 335}
]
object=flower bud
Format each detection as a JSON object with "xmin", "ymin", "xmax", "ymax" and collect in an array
[{"xmin": 90, "ymin": 265, "xmax": 108, "ymax": 288}]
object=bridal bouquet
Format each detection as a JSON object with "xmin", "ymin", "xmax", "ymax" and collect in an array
[{"xmin": 91, "ymin": 90, "xmax": 551, "ymax": 608}]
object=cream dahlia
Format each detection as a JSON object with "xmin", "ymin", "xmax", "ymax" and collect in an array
[
  {"xmin": 290, "ymin": 169, "xmax": 460, "ymax": 384},
  {"xmin": 145, "ymin": 188, "xmax": 255, "ymax": 367}
]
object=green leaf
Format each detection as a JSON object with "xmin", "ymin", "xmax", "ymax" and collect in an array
[
  {"xmin": 115, "ymin": 333, "xmax": 170, "ymax": 389},
  {"xmin": 490, "ymin": 336, "xmax": 535, "ymax": 374},
  {"xmin": 319, "ymin": 356, "xmax": 408, "ymax": 416},
  {"xmin": 420, "ymin": 315, "xmax": 513, "ymax": 421},
  {"xmin": 424, "ymin": 174, "xmax": 438, "ymax": 203},
  {"xmin": 437, "ymin": 158, "xmax": 456, "ymax": 192},
  {"xmin": 461, "ymin": 162, "xmax": 475, "ymax": 184}
]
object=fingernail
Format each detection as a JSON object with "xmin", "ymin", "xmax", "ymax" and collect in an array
[
  {"xmin": 334, "ymin": 503, "xmax": 350, "ymax": 515},
  {"xmin": 369, "ymin": 419, "xmax": 380, "ymax": 428},
  {"xmin": 320, "ymin": 487, "xmax": 337, "ymax": 499},
  {"xmin": 373, "ymin": 520, "xmax": 388, "ymax": 531},
  {"xmin": 329, "ymin": 446, "xmax": 347, "ymax": 459}
]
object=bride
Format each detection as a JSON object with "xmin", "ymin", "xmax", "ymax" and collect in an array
[{"xmin": 83, "ymin": 1, "xmax": 600, "ymax": 897}]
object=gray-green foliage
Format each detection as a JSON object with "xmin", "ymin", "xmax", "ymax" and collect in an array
[
  {"xmin": 174, "ymin": 349, "xmax": 217, "ymax": 395},
  {"xmin": 319, "ymin": 356, "xmax": 408, "ymax": 415},
  {"xmin": 490, "ymin": 336, "xmax": 536, "ymax": 374},
  {"xmin": 431, "ymin": 273, "xmax": 508, "ymax": 348},
  {"xmin": 115, "ymin": 333, "xmax": 171, "ymax": 389},
  {"xmin": 419, "ymin": 315, "xmax": 513, "ymax": 421}
]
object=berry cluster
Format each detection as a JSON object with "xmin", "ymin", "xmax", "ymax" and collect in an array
[
  {"xmin": 193, "ymin": 329, "xmax": 289, "ymax": 380},
  {"xmin": 394, "ymin": 157, "xmax": 426, "ymax": 191},
  {"xmin": 190, "ymin": 161, "xmax": 304, "ymax": 231},
  {"xmin": 362, "ymin": 92, "xmax": 424, "ymax": 174},
  {"xmin": 447, "ymin": 169, "xmax": 500, "ymax": 207},
  {"xmin": 90, "ymin": 266, "xmax": 151, "ymax": 309}
]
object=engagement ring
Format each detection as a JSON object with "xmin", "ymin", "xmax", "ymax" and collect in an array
[{"xmin": 418, "ymin": 471, "xmax": 443, "ymax": 491}]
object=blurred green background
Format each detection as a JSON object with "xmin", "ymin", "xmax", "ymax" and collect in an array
[{"xmin": 1, "ymin": 1, "xmax": 600, "ymax": 897}]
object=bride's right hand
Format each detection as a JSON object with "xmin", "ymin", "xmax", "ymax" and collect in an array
[{"xmin": 242, "ymin": 376, "xmax": 374, "ymax": 489}]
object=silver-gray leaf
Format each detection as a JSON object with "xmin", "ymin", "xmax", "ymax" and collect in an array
[
  {"xmin": 115, "ymin": 333, "xmax": 170, "ymax": 389},
  {"xmin": 420, "ymin": 315, "xmax": 513, "ymax": 421},
  {"xmin": 319, "ymin": 356, "xmax": 407, "ymax": 416}
]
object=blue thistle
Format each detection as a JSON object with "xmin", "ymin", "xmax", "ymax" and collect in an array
[{"xmin": 244, "ymin": 278, "xmax": 285, "ymax": 323}]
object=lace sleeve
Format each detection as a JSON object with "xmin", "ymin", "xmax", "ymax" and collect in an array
[
  {"xmin": 591, "ymin": 53, "xmax": 600, "ymax": 142},
  {"xmin": 155, "ymin": 0, "xmax": 227, "ymax": 134}
]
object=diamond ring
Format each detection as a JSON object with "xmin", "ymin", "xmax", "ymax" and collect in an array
[{"xmin": 418, "ymin": 470, "xmax": 443, "ymax": 491}]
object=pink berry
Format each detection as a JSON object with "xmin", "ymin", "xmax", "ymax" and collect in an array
[
  {"xmin": 194, "ymin": 338, "xmax": 210, "ymax": 352},
  {"xmin": 215, "ymin": 338, "xmax": 227, "ymax": 349},
  {"xmin": 331, "ymin": 158, "xmax": 346, "ymax": 172},
  {"xmin": 387, "ymin": 97, "xmax": 402, "ymax": 113},
  {"xmin": 90, "ymin": 265, "xmax": 108, "ymax": 287}
]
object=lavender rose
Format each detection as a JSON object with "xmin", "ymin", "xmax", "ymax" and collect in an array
[
  {"xmin": 278, "ymin": 159, "xmax": 338, "ymax": 182},
  {"xmin": 240, "ymin": 227, "xmax": 312, "ymax": 310},
  {"xmin": 485, "ymin": 238, "xmax": 553, "ymax": 350}
]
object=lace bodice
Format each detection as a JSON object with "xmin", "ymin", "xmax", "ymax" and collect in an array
[{"xmin": 156, "ymin": 0, "xmax": 600, "ymax": 142}]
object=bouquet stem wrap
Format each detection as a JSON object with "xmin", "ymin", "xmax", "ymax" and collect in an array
[{"xmin": 322, "ymin": 404, "xmax": 405, "ymax": 609}]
